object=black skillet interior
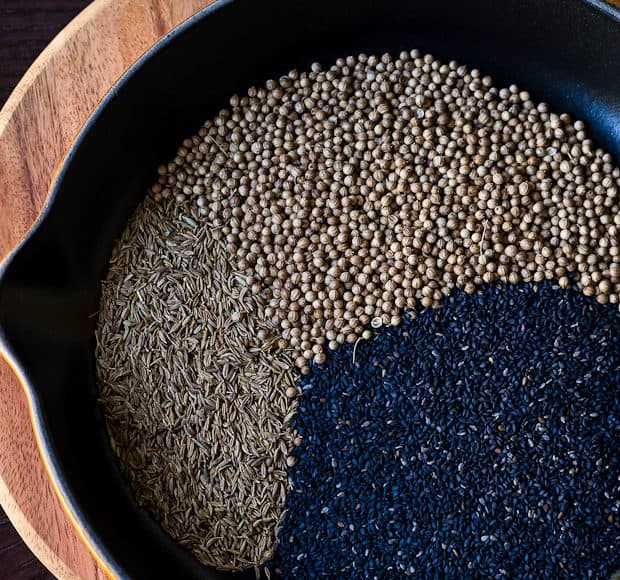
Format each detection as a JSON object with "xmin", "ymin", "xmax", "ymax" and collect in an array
[{"xmin": 0, "ymin": 0, "xmax": 618, "ymax": 577}]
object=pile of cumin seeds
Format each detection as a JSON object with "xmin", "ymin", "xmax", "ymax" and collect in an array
[{"xmin": 95, "ymin": 197, "xmax": 299, "ymax": 571}]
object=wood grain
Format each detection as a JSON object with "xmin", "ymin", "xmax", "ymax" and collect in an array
[{"xmin": 0, "ymin": 1, "xmax": 212, "ymax": 577}]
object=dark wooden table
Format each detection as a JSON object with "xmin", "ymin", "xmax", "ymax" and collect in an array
[{"xmin": 0, "ymin": 3, "xmax": 90, "ymax": 576}]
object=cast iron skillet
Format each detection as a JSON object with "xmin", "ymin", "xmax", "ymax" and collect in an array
[{"xmin": 0, "ymin": 0, "xmax": 618, "ymax": 577}]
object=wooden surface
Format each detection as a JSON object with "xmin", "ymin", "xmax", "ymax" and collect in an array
[
  {"xmin": 0, "ymin": 1, "xmax": 212, "ymax": 578},
  {"xmin": 1, "ymin": 5, "xmax": 91, "ymax": 575}
]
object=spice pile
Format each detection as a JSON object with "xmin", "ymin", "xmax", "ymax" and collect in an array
[
  {"xmin": 272, "ymin": 282, "xmax": 620, "ymax": 578},
  {"xmin": 96, "ymin": 198, "xmax": 299, "ymax": 570},
  {"xmin": 96, "ymin": 49, "xmax": 620, "ymax": 574},
  {"xmin": 155, "ymin": 50, "xmax": 619, "ymax": 372}
]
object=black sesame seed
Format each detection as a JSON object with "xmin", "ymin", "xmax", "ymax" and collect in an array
[{"xmin": 271, "ymin": 282, "xmax": 620, "ymax": 578}]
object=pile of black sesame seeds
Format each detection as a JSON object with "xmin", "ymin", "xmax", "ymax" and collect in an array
[
  {"xmin": 96, "ymin": 48, "xmax": 620, "ymax": 574},
  {"xmin": 271, "ymin": 282, "xmax": 619, "ymax": 578}
]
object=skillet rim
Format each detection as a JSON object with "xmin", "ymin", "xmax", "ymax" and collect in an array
[{"xmin": 0, "ymin": 0, "xmax": 618, "ymax": 577}]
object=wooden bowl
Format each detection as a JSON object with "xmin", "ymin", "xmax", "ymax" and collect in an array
[{"xmin": 0, "ymin": 0, "xmax": 618, "ymax": 577}]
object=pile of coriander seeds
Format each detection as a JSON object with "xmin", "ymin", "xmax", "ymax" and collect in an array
[
  {"xmin": 153, "ymin": 50, "xmax": 618, "ymax": 372},
  {"xmin": 96, "ymin": 48, "xmax": 619, "ymax": 575}
]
